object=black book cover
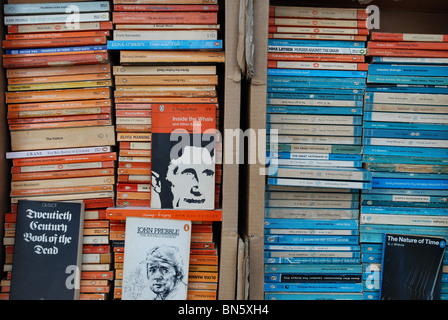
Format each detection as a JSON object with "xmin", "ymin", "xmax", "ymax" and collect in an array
[
  {"xmin": 380, "ymin": 233, "xmax": 446, "ymax": 300},
  {"xmin": 9, "ymin": 200, "xmax": 85, "ymax": 300}
]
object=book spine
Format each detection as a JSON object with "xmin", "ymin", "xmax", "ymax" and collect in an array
[
  {"xmin": 365, "ymin": 92, "xmax": 448, "ymax": 106},
  {"xmin": 112, "ymin": 65, "xmax": 216, "ymax": 75},
  {"xmin": 6, "ymin": 146, "xmax": 111, "ymax": 159},
  {"xmin": 267, "ymin": 178, "xmax": 371, "ymax": 189},
  {"xmin": 3, "ymin": 53, "xmax": 109, "ymax": 69},
  {"xmin": 360, "ymin": 213, "xmax": 448, "ymax": 227},
  {"xmin": 368, "ymin": 41, "xmax": 448, "ymax": 50},
  {"xmin": 10, "ymin": 126, "xmax": 116, "ymax": 151},
  {"xmin": 12, "ymin": 168, "xmax": 115, "ymax": 181},
  {"xmin": 119, "ymin": 50, "xmax": 225, "ymax": 63},
  {"xmin": 7, "ymin": 64, "xmax": 111, "ymax": 78},
  {"xmin": 8, "ymin": 72, "xmax": 112, "ymax": 85},
  {"xmin": 268, "ymin": 39, "xmax": 366, "ymax": 48},
  {"xmin": 113, "ymin": 30, "xmax": 217, "ymax": 40},
  {"xmin": 6, "ymin": 45, "xmax": 107, "ymax": 55},
  {"xmin": 8, "ymin": 80, "xmax": 112, "ymax": 92},
  {"xmin": 267, "ymin": 114, "xmax": 362, "ymax": 125},
  {"xmin": 268, "ymin": 45, "xmax": 366, "ymax": 55},
  {"xmin": 371, "ymin": 178, "xmax": 448, "ymax": 190},
  {"xmin": 114, "ymin": 75, "xmax": 218, "ymax": 85},
  {"xmin": 269, "ymin": 33, "xmax": 367, "ymax": 42},
  {"xmin": 6, "ymin": 87, "xmax": 111, "ymax": 104},
  {"xmin": 5, "ymin": 30, "xmax": 109, "ymax": 40},
  {"xmin": 362, "ymin": 145, "xmax": 448, "ymax": 158},
  {"xmin": 4, "ymin": 12, "xmax": 110, "ymax": 25},
  {"xmin": 363, "ymin": 111, "xmax": 448, "ymax": 124},
  {"xmin": 112, "ymin": 11, "xmax": 217, "ymax": 24},
  {"xmin": 7, "ymin": 21, "xmax": 113, "ymax": 34},
  {"xmin": 265, "ymin": 235, "xmax": 360, "ymax": 245},
  {"xmin": 269, "ymin": 6, "xmax": 368, "ymax": 20},
  {"xmin": 2, "ymin": 37, "xmax": 108, "ymax": 49},
  {"xmin": 368, "ymin": 64, "xmax": 448, "ymax": 77},
  {"xmin": 269, "ymin": 61, "xmax": 368, "ymax": 71},
  {"xmin": 363, "ymin": 128, "xmax": 448, "ymax": 140},
  {"xmin": 267, "ymin": 76, "xmax": 366, "ymax": 88},
  {"xmin": 362, "ymin": 137, "xmax": 448, "ymax": 148},
  {"xmin": 269, "ymin": 17, "xmax": 366, "ymax": 28},
  {"xmin": 273, "ymin": 152, "xmax": 361, "ymax": 161},
  {"xmin": 371, "ymin": 32, "xmax": 448, "ymax": 42},
  {"xmin": 113, "ymin": 4, "xmax": 219, "ymax": 11},
  {"xmin": 267, "ymin": 68, "xmax": 367, "ymax": 77},
  {"xmin": 107, "ymin": 40, "xmax": 222, "ymax": 50},
  {"xmin": 267, "ymin": 106, "xmax": 362, "ymax": 115},
  {"xmin": 367, "ymin": 48, "xmax": 448, "ymax": 58},
  {"xmin": 268, "ymin": 52, "xmax": 365, "ymax": 62},
  {"xmin": 12, "ymin": 161, "xmax": 115, "ymax": 173},
  {"xmin": 269, "ymin": 26, "xmax": 369, "ymax": 35},
  {"xmin": 4, "ymin": 1, "xmax": 110, "ymax": 14},
  {"xmin": 367, "ymin": 74, "xmax": 448, "ymax": 86},
  {"xmin": 267, "ymin": 123, "xmax": 362, "ymax": 136}
]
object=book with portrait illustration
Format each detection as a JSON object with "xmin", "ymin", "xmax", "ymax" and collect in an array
[
  {"xmin": 380, "ymin": 233, "xmax": 446, "ymax": 300},
  {"xmin": 121, "ymin": 216, "xmax": 192, "ymax": 300},
  {"xmin": 150, "ymin": 103, "xmax": 217, "ymax": 210},
  {"xmin": 9, "ymin": 200, "xmax": 85, "ymax": 300}
]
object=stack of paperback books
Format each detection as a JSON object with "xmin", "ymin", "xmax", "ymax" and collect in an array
[
  {"xmin": 1, "ymin": 1, "xmax": 116, "ymax": 300},
  {"xmin": 360, "ymin": 32, "xmax": 448, "ymax": 300},
  {"xmin": 264, "ymin": 5, "xmax": 372, "ymax": 300},
  {"xmin": 106, "ymin": 0, "xmax": 223, "ymax": 300}
]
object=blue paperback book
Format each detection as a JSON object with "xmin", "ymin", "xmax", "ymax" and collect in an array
[
  {"xmin": 368, "ymin": 64, "xmax": 448, "ymax": 77},
  {"xmin": 107, "ymin": 40, "xmax": 222, "ymax": 50}
]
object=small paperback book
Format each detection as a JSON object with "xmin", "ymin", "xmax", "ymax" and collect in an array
[
  {"xmin": 122, "ymin": 217, "xmax": 192, "ymax": 300},
  {"xmin": 150, "ymin": 104, "xmax": 217, "ymax": 209},
  {"xmin": 380, "ymin": 233, "xmax": 446, "ymax": 300},
  {"xmin": 10, "ymin": 200, "xmax": 85, "ymax": 300}
]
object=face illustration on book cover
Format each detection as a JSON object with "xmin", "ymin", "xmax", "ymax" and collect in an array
[
  {"xmin": 124, "ymin": 245, "xmax": 188, "ymax": 300},
  {"xmin": 151, "ymin": 141, "xmax": 215, "ymax": 209}
]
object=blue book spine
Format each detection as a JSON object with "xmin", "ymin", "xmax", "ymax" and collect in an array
[
  {"xmin": 362, "ymin": 145, "xmax": 448, "ymax": 158},
  {"xmin": 6, "ymin": 45, "xmax": 107, "ymax": 55},
  {"xmin": 364, "ymin": 154, "xmax": 448, "ymax": 165},
  {"xmin": 267, "ymin": 68, "xmax": 367, "ymax": 78},
  {"xmin": 362, "ymin": 140, "xmax": 448, "ymax": 152},
  {"xmin": 265, "ymin": 257, "xmax": 361, "ymax": 264},
  {"xmin": 267, "ymin": 76, "xmax": 366, "ymax": 88},
  {"xmin": 360, "ymin": 224, "xmax": 448, "ymax": 238},
  {"xmin": 267, "ymin": 178, "xmax": 371, "ymax": 189},
  {"xmin": 371, "ymin": 56, "xmax": 448, "ymax": 64},
  {"xmin": 361, "ymin": 244, "xmax": 383, "ymax": 253},
  {"xmin": 267, "ymin": 98, "xmax": 364, "ymax": 107},
  {"xmin": 107, "ymin": 40, "xmax": 222, "ymax": 50},
  {"xmin": 360, "ymin": 205, "xmax": 448, "ymax": 215},
  {"xmin": 268, "ymin": 39, "xmax": 366, "ymax": 48},
  {"xmin": 265, "ymin": 264, "xmax": 363, "ymax": 274},
  {"xmin": 264, "ymin": 293, "xmax": 364, "ymax": 300},
  {"xmin": 362, "ymin": 200, "xmax": 448, "ymax": 208},
  {"xmin": 368, "ymin": 64, "xmax": 448, "ymax": 77},
  {"xmin": 267, "ymin": 106, "xmax": 363, "ymax": 115},
  {"xmin": 264, "ymin": 218, "xmax": 359, "ymax": 230},
  {"xmin": 270, "ymin": 152, "xmax": 362, "ymax": 161},
  {"xmin": 264, "ymin": 244, "xmax": 361, "ymax": 252},
  {"xmin": 265, "ymin": 235, "xmax": 360, "ymax": 245},
  {"xmin": 266, "ymin": 92, "xmax": 364, "ymax": 101},
  {"xmin": 366, "ymin": 86, "xmax": 448, "ymax": 94},
  {"xmin": 367, "ymin": 74, "xmax": 448, "ymax": 86},
  {"xmin": 361, "ymin": 194, "xmax": 448, "ymax": 203},
  {"xmin": 363, "ymin": 121, "xmax": 448, "ymax": 132},
  {"xmin": 362, "ymin": 188, "xmax": 448, "ymax": 196},
  {"xmin": 363, "ymin": 128, "xmax": 448, "ymax": 140},
  {"xmin": 267, "ymin": 86, "xmax": 364, "ymax": 95},
  {"xmin": 370, "ymin": 171, "xmax": 448, "ymax": 180},
  {"xmin": 264, "ymin": 282, "xmax": 363, "ymax": 292},
  {"xmin": 371, "ymin": 178, "xmax": 448, "ymax": 190}
]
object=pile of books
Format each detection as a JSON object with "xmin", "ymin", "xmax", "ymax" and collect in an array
[
  {"xmin": 1, "ymin": 1, "xmax": 115, "ymax": 300},
  {"xmin": 106, "ymin": 0, "xmax": 223, "ymax": 300},
  {"xmin": 264, "ymin": 5, "xmax": 372, "ymax": 300},
  {"xmin": 360, "ymin": 32, "xmax": 448, "ymax": 300}
]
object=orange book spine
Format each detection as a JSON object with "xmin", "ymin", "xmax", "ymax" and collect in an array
[
  {"xmin": 2, "ymin": 36, "xmax": 107, "ymax": 49},
  {"xmin": 115, "ymin": 199, "xmax": 151, "ymax": 207},
  {"xmin": 116, "ymin": 183, "xmax": 150, "ymax": 192},
  {"xmin": 268, "ymin": 6, "xmax": 369, "ymax": 20},
  {"xmin": 11, "ymin": 161, "xmax": 116, "ymax": 174},
  {"xmin": 114, "ymin": 96, "xmax": 218, "ymax": 104},
  {"xmin": 268, "ymin": 60, "xmax": 368, "ymax": 70},
  {"xmin": 114, "ymin": 75, "xmax": 218, "ymax": 86},
  {"xmin": 117, "ymin": 168, "xmax": 151, "ymax": 175},
  {"xmin": 8, "ymin": 72, "xmax": 112, "ymax": 85},
  {"xmin": 117, "ymin": 175, "xmax": 150, "ymax": 183},
  {"xmin": 119, "ymin": 50, "xmax": 225, "ymax": 63},
  {"xmin": 8, "ymin": 114, "xmax": 111, "ymax": 124},
  {"xmin": 267, "ymin": 52, "xmax": 364, "ymax": 62},
  {"xmin": 7, "ymin": 64, "xmax": 111, "ymax": 78},
  {"xmin": 12, "ymin": 168, "xmax": 115, "ymax": 181},
  {"xmin": 9, "ymin": 119, "xmax": 112, "ymax": 131},
  {"xmin": 115, "ymin": 103, "xmax": 151, "ymax": 110},
  {"xmin": 8, "ymin": 107, "xmax": 112, "ymax": 119},
  {"xmin": 118, "ymin": 162, "xmax": 151, "ymax": 169},
  {"xmin": 112, "ymin": 12, "xmax": 217, "ymax": 24},
  {"xmin": 119, "ymin": 149, "xmax": 151, "ymax": 157},
  {"xmin": 119, "ymin": 141, "xmax": 151, "ymax": 150},
  {"xmin": 269, "ymin": 17, "xmax": 367, "ymax": 28},
  {"xmin": 368, "ymin": 41, "xmax": 448, "ymax": 50},
  {"xmin": 113, "ymin": 4, "xmax": 219, "ymax": 11},
  {"xmin": 116, "ymin": 191, "xmax": 151, "ymax": 200},
  {"xmin": 117, "ymin": 132, "xmax": 151, "ymax": 141},
  {"xmin": 8, "ymin": 99, "xmax": 111, "ymax": 112},
  {"xmin": 6, "ymin": 87, "xmax": 111, "ymax": 104},
  {"xmin": 191, "ymin": 233, "xmax": 213, "ymax": 242},
  {"xmin": 367, "ymin": 48, "xmax": 448, "ymax": 58},
  {"xmin": 115, "ymin": 124, "xmax": 151, "ymax": 132},
  {"xmin": 188, "ymin": 272, "xmax": 218, "ymax": 282},
  {"xmin": 81, "ymin": 271, "xmax": 114, "ymax": 280},
  {"xmin": 83, "ymin": 197, "xmax": 115, "ymax": 209},
  {"xmin": 116, "ymin": 109, "xmax": 151, "ymax": 117},
  {"xmin": 268, "ymin": 25, "xmax": 369, "ymax": 35},
  {"xmin": 114, "ymin": 88, "xmax": 216, "ymax": 98},
  {"xmin": 3, "ymin": 52, "xmax": 109, "ymax": 69},
  {"xmin": 10, "ymin": 185, "xmax": 114, "ymax": 197},
  {"xmin": 7, "ymin": 21, "xmax": 113, "ymax": 34},
  {"xmin": 13, "ymin": 152, "xmax": 117, "ymax": 167},
  {"xmin": 105, "ymin": 207, "xmax": 222, "ymax": 222},
  {"xmin": 371, "ymin": 32, "xmax": 448, "ymax": 42},
  {"xmin": 84, "ymin": 220, "xmax": 110, "ymax": 228},
  {"xmin": 5, "ymin": 30, "xmax": 110, "ymax": 40},
  {"xmin": 189, "ymin": 255, "xmax": 219, "ymax": 265}
]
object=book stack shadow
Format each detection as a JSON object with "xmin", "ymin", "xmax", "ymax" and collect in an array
[
  {"xmin": 360, "ymin": 31, "xmax": 448, "ymax": 300},
  {"xmin": 263, "ymin": 5, "xmax": 372, "ymax": 300},
  {"xmin": 106, "ymin": 0, "xmax": 223, "ymax": 300},
  {"xmin": 0, "ymin": 1, "xmax": 116, "ymax": 300}
]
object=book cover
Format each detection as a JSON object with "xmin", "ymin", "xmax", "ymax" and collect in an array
[
  {"xmin": 9, "ymin": 200, "xmax": 85, "ymax": 300},
  {"xmin": 122, "ymin": 217, "xmax": 191, "ymax": 300},
  {"xmin": 380, "ymin": 234, "xmax": 446, "ymax": 300},
  {"xmin": 150, "ymin": 104, "xmax": 216, "ymax": 209}
]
